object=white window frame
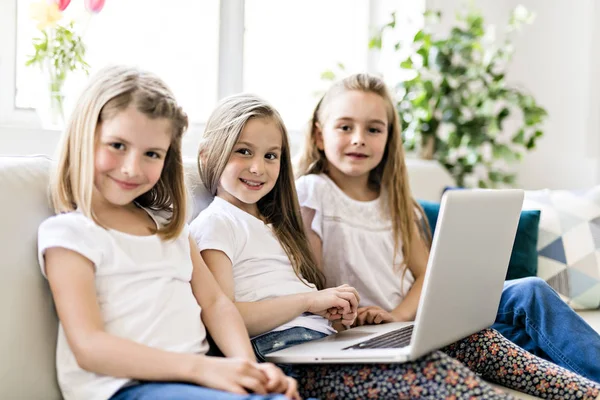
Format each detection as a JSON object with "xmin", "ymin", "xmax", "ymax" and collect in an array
[{"xmin": 0, "ymin": 0, "xmax": 35, "ymax": 127}]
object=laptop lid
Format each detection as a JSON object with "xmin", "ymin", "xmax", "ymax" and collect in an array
[{"xmin": 409, "ymin": 189, "xmax": 523, "ymax": 360}]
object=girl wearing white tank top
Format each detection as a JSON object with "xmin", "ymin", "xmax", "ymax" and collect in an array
[{"xmin": 192, "ymin": 91, "xmax": 600, "ymax": 399}]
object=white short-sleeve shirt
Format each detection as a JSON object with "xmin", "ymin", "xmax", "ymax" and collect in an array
[
  {"xmin": 190, "ymin": 197, "xmax": 334, "ymax": 337},
  {"xmin": 296, "ymin": 174, "xmax": 415, "ymax": 312},
  {"xmin": 38, "ymin": 210, "xmax": 209, "ymax": 400}
]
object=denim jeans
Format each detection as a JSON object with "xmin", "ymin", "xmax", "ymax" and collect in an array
[
  {"xmin": 110, "ymin": 382, "xmax": 290, "ymax": 400},
  {"xmin": 251, "ymin": 327, "xmax": 328, "ymax": 378},
  {"xmin": 492, "ymin": 277, "xmax": 600, "ymax": 383}
]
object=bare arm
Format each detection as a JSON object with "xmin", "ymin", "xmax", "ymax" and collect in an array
[
  {"xmin": 300, "ymin": 207, "xmax": 323, "ymax": 271},
  {"xmin": 201, "ymin": 249, "xmax": 359, "ymax": 337},
  {"xmin": 45, "ymin": 247, "xmax": 201, "ymax": 382},
  {"xmin": 201, "ymin": 249, "xmax": 310, "ymax": 337},
  {"xmin": 390, "ymin": 224, "xmax": 429, "ymax": 322},
  {"xmin": 188, "ymin": 238, "xmax": 255, "ymax": 360}
]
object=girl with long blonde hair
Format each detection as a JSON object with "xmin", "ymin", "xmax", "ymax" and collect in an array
[
  {"xmin": 295, "ymin": 73, "xmax": 600, "ymax": 398},
  {"xmin": 190, "ymin": 92, "xmax": 600, "ymax": 399},
  {"xmin": 38, "ymin": 65, "xmax": 297, "ymax": 400}
]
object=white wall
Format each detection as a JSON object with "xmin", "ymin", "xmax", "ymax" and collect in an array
[{"xmin": 428, "ymin": 0, "xmax": 600, "ymax": 189}]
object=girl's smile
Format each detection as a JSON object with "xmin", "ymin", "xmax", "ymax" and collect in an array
[
  {"xmin": 109, "ymin": 176, "xmax": 143, "ymax": 190},
  {"xmin": 345, "ymin": 152, "xmax": 369, "ymax": 160},
  {"xmin": 239, "ymin": 177, "xmax": 265, "ymax": 190}
]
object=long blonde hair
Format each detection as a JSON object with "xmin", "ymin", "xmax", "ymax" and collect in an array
[
  {"xmin": 198, "ymin": 93, "xmax": 325, "ymax": 289},
  {"xmin": 297, "ymin": 73, "xmax": 431, "ymax": 272},
  {"xmin": 51, "ymin": 65, "xmax": 189, "ymax": 240}
]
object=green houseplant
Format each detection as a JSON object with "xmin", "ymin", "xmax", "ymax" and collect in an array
[{"xmin": 368, "ymin": 5, "xmax": 548, "ymax": 188}]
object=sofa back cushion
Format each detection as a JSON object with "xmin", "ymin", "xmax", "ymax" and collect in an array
[
  {"xmin": 0, "ymin": 156, "xmax": 61, "ymax": 399},
  {"xmin": 183, "ymin": 158, "xmax": 213, "ymax": 222}
]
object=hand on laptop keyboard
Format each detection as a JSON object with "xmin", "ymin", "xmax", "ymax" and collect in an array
[{"xmin": 356, "ymin": 306, "xmax": 396, "ymax": 326}]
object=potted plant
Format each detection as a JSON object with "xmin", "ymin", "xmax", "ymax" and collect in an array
[{"xmin": 368, "ymin": 5, "xmax": 548, "ymax": 188}]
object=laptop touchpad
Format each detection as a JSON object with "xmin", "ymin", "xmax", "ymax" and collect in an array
[{"xmin": 320, "ymin": 330, "xmax": 374, "ymax": 342}]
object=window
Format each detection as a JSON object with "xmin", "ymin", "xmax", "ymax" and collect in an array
[
  {"xmin": 244, "ymin": 0, "xmax": 424, "ymax": 133},
  {"xmin": 15, "ymin": 0, "xmax": 219, "ymax": 123},
  {"xmin": 9, "ymin": 0, "xmax": 424, "ymax": 130},
  {"xmin": 244, "ymin": 0, "xmax": 370, "ymax": 131}
]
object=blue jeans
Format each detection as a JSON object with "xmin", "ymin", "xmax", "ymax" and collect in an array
[
  {"xmin": 493, "ymin": 277, "xmax": 600, "ymax": 383},
  {"xmin": 111, "ymin": 382, "xmax": 290, "ymax": 400},
  {"xmin": 252, "ymin": 327, "xmax": 328, "ymax": 378}
]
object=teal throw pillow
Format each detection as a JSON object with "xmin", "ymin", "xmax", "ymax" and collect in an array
[{"xmin": 417, "ymin": 199, "xmax": 540, "ymax": 280}]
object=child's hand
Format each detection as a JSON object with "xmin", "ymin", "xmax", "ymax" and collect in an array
[
  {"xmin": 191, "ymin": 356, "xmax": 269, "ymax": 395},
  {"xmin": 356, "ymin": 306, "xmax": 396, "ymax": 326},
  {"xmin": 327, "ymin": 305, "xmax": 357, "ymax": 327},
  {"xmin": 255, "ymin": 363, "xmax": 301, "ymax": 399},
  {"xmin": 306, "ymin": 284, "xmax": 360, "ymax": 321}
]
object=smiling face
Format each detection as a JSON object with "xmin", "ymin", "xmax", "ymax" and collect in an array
[
  {"xmin": 216, "ymin": 117, "xmax": 283, "ymax": 216},
  {"xmin": 316, "ymin": 90, "xmax": 389, "ymax": 183},
  {"xmin": 93, "ymin": 105, "xmax": 172, "ymax": 209}
]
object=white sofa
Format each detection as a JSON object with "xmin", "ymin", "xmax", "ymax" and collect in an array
[{"xmin": 1, "ymin": 154, "xmax": 598, "ymax": 400}]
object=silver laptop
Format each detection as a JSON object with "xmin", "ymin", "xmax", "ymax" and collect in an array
[{"xmin": 266, "ymin": 189, "xmax": 524, "ymax": 364}]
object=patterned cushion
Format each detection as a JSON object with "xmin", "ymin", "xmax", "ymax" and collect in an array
[{"xmin": 523, "ymin": 187, "xmax": 600, "ymax": 309}]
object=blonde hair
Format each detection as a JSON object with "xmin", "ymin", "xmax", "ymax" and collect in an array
[
  {"xmin": 198, "ymin": 93, "xmax": 325, "ymax": 289},
  {"xmin": 51, "ymin": 65, "xmax": 189, "ymax": 240},
  {"xmin": 297, "ymin": 73, "xmax": 431, "ymax": 273}
]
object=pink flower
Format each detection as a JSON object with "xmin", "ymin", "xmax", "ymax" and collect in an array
[
  {"xmin": 85, "ymin": 0, "xmax": 105, "ymax": 13},
  {"xmin": 49, "ymin": 0, "xmax": 70, "ymax": 11}
]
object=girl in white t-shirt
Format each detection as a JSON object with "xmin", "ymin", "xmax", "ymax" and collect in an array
[
  {"xmin": 37, "ymin": 66, "xmax": 298, "ymax": 400},
  {"xmin": 189, "ymin": 93, "xmax": 598, "ymax": 399},
  {"xmin": 295, "ymin": 73, "xmax": 600, "ymax": 397}
]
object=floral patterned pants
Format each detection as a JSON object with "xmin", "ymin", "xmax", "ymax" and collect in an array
[{"xmin": 255, "ymin": 328, "xmax": 600, "ymax": 400}]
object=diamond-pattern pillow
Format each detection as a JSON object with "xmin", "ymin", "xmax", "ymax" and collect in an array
[{"xmin": 523, "ymin": 187, "xmax": 600, "ymax": 309}]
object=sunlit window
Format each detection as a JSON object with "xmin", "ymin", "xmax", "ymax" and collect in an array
[{"xmin": 15, "ymin": 0, "xmax": 219, "ymax": 122}]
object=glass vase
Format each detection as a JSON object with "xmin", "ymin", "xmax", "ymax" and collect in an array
[{"xmin": 35, "ymin": 64, "xmax": 66, "ymax": 131}]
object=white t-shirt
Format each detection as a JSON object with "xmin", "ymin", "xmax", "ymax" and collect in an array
[
  {"xmin": 190, "ymin": 196, "xmax": 334, "ymax": 337},
  {"xmin": 38, "ymin": 210, "xmax": 209, "ymax": 400},
  {"xmin": 296, "ymin": 173, "xmax": 415, "ymax": 313}
]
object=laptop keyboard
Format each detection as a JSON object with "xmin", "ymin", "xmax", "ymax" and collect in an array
[{"xmin": 342, "ymin": 325, "xmax": 414, "ymax": 350}]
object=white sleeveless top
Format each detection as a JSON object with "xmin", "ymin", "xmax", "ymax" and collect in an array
[{"xmin": 296, "ymin": 174, "xmax": 414, "ymax": 312}]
